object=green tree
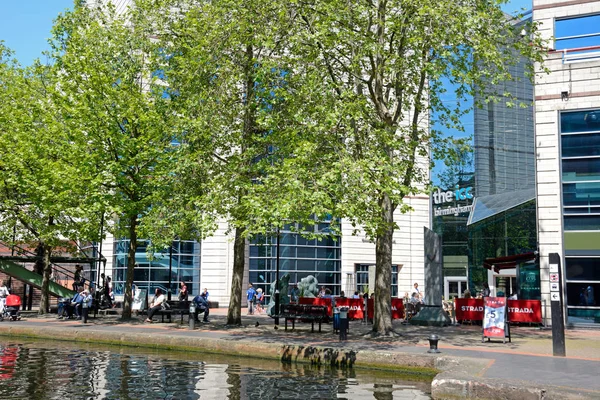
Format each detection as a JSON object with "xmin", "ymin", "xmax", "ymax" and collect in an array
[
  {"xmin": 283, "ymin": 0, "xmax": 545, "ymax": 335},
  {"xmin": 0, "ymin": 44, "xmax": 96, "ymax": 313},
  {"xmin": 48, "ymin": 1, "xmax": 198, "ymax": 319},
  {"xmin": 165, "ymin": 0, "xmax": 300, "ymax": 325}
]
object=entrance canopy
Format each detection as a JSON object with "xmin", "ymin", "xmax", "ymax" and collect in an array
[{"xmin": 483, "ymin": 252, "xmax": 537, "ymax": 273}]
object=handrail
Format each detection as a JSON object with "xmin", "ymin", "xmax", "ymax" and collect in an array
[{"xmin": 0, "ymin": 241, "xmax": 97, "ymax": 290}]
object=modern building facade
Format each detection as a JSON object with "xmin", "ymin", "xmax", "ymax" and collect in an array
[
  {"xmin": 99, "ymin": 195, "xmax": 430, "ymax": 306},
  {"xmin": 432, "ymin": 15, "xmax": 538, "ymax": 303},
  {"xmin": 533, "ymin": 0, "xmax": 600, "ymax": 326}
]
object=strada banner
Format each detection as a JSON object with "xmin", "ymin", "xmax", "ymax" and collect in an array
[
  {"xmin": 334, "ymin": 298, "xmax": 364, "ymax": 320},
  {"xmin": 454, "ymin": 298, "xmax": 484, "ymax": 320},
  {"xmin": 299, "ymin": 297, "xmax": 332, "ymax": 316},
  {"xmin": 483, "ymin": 297, "xmax": 507, "ymax": 338},
  {"xmin": 507, "ymin": 300, "xmax": 542, "ymax": 323},
  {"xmin": 300, "ymin": 297, "xmax": 407, "ymax": 320},
  {"xmin": 454, "ymin": 298, "xmax": 542, "ymax": 323},
  {"xmin": 367, "ymin": 298, "xmax": 405, "ymax": 320}
]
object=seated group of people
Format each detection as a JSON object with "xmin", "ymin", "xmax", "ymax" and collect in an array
[
  {"xmin": 58, "ymin": 287, "xmax": 94, "ymax": 322},
  {"xmin": 145, "ymin": 284, "xmax": 210, "ymax": 323}
]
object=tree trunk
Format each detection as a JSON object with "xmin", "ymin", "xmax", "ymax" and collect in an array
[
  {"xmin": 121, "ymin": 215, "xmax": 138, "ymax": 320},
  {"xmin": 373, "ymin": 192, "xmax": 394, "ymax": 335},
  {"xmin": 226, "ymin": 226, "xmax": 245, "ymax": 325},
  {"xmin": 38, "ymin": 242, "xmax": 52, "ymax": 315}
]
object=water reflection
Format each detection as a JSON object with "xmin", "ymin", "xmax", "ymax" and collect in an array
[{"xmin": 0, "ymin": 341, "xmax": 430, "ymax": 399}]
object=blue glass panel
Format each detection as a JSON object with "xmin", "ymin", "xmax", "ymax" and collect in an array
[
  {"xmin": 280, "ymin": 245, "xmax": 296, "ymax": 258},
  {"xmin": 249, "ymin": 246, "xmax": 258, "ymax": 257},
  {"xmin": 297, "ymin": 259, "xmax": 315, "ymax": 270},
  {"xmin": 567, "ymin": 307, "xmax": 600, "ymax": 324},
  {"xmin": 563, "ymin": 182, "xmax": 600, "ymax": 206},
  {"xmin": 566, "ymin": 282, "xmax": 598, "ymax": 306},
  {"xmin": 564, "ymin": 215, "xmax": 600, "ymax": 230},
  {"xmin": 562, "ymin": 158, "xmax": 600, "ymax": 182},
  {"xmin": 297, "ymin": 247, "xmax": 316, "ymax": 258},
  {"xmin": 297, "ymin": 236, "xmax": 316, "ymax": 246},
  {"xmin": 566, "ymin": 258, "xmax": 600, "ymax": 281},
  {"xmin": 317, "ymin": 247, "xmax": 338, "ymax": 259},
  {"xmin": 561, "ymin": 110, "xmax": 600, "ymax": 133},
  {"xmin": 555, "ymin": 14, "xmax": 600, "ymax": 50},
  {"xmin": 133, "ymin": 268, "xmax": 150, "ymax": 282},
  {"xmin": 562, "ymin": 133, "xmax": 600, "ymax": 157}
]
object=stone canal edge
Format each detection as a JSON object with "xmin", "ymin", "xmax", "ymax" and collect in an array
[{"xmin": 0, "ymin": 324, "xmax": 591, "ymax": 400}]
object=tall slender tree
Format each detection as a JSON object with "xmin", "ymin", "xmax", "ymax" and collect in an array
[
  {"xmin": 165, "ymin": 0, "xmax": 303, "ymax": 325},
  {"xmin": 282, "ymin": 0, "xmax": 545, "ymax": 335},
  {"xmin": 0, "ymin": 44, "xmax": 96, "ymax": 313},
  {"xmin": 48, "ymin": 0, "xmax": 196, "ymax": 319}
]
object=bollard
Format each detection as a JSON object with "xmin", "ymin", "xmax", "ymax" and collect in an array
[
  {"xmin": 189, "ymin": 303, "xmax": 196, "ymax": 330},
  {"xmin": 339, "ymin": 306, "xmax": 349, "ymax": 341},
  {"xmin": 427, "ymin": 334, "xmax": 441, "ymax": 353}
]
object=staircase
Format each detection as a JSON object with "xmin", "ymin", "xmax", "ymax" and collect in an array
[{"xmin": 0, "ymin": 259, "xmax": 75, "ymax": 299}]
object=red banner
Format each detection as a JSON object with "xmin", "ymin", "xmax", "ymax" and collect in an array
[
  {"xmin": 333, "ymin": 298, "xmax": 364, "ymax": 320},
  {"xmin": 454, "ymin": 298, "xmax": 542, "ymax": 323},
  {"xmin": 366, "ymin": 298, "xmax": 405, "ymax": 320},
  {"xmin": 454, "ymin": 298, "xmax": 484, "ymax": 321},
  {"xmin": 299, "ymin": 297, "xmax": 333, "ymax": 316},
  {"xmin": 507, "ymin": 300, "xmax": 542, "ymax": 323}
]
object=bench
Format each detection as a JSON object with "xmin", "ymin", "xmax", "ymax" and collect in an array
[
  {"xmin": 277, "ymin": 304, "xmax": 328, "ymax": 332},
  {"xmin": 154, "ymin": 300, "xmax": 190, "ymax": 323}
]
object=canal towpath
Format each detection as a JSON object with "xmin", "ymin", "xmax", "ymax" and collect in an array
[{"xmin": 1, "ymin": 308, "xmax": 599, "ymax": 399}]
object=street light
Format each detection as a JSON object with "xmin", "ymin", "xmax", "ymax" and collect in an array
[{"xmin": 274, "ymin": 227, "xmax": 281, "ymax": 327}]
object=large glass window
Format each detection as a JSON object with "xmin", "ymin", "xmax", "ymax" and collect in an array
[
  {"xmin": 563, "ymin": 182, "xmax": 600, "ymax": 207},
  {"xmin": 562, "ymin": 159, "xmax": 600, "ymax": 182},
  {"xmin": 560, "ymin": 110, "xmax": 600, "ymax": 325},
  {"xmin": 249, "ymin": 219, "xmax": 342, "ymax": 300},
  {"xmin": 555, "ymin": 14, "xmax": 600, "ymax": 50},
  {"xmin": 111, "ymin": 240, "xmax": 200, "ymax": 297}
]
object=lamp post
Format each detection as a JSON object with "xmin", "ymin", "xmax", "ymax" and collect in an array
[
  {"xmin": 168, "ymin": 243, "xmax": 173, "ymax": 301},
  {"xmin": 274, "ymin": 227, "xmax": 281, "ymax": 327}
]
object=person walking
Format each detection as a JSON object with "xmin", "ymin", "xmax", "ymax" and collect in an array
[{"xmin": 246, "ymin": 284, "xmax": 256, "ymax": 315}]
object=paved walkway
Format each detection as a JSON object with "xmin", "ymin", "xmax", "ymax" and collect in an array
[{"xmin": 6, "ymin": 308, "xmax": 600, "ymax": 399}]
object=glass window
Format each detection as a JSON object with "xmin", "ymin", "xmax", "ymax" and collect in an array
[
  {"xmin": 564, "ymin": 215, "xmax": 600, "ymax": 231},
  {"xmin": 561, "ymin": 110, "xmax": 600, "ymax": 134},
  {"xmin": 296, "ymin": 247, "xmax": 316, "ymax": 259},
  {"xmin": 562, "ymin": 133, "xmax": 600, "ymax": 158},
  {"xmin": 566, "ymin": 258, "xmax": 600, "ymax": 281},
  {"xmin": 280, "ymin": 245, "xmax": 296, "ymax": 258},
  {"xmin": 566, "ymin": 282, "xmax": 599, "ymax": 306},
  {"xmin": 555, "ymin": 14, "xmax": 600, "ymax": 50},
  {"xmin": 562, "ymin": 158, "xmax": 600, "ymax": 182},
  {"xmin": 296, "ymin": 259, "xmax": 315, "ymax": 271},
  {"xmin": 563, "ymin": 182, "xmax": 600, "ymax": 207}
]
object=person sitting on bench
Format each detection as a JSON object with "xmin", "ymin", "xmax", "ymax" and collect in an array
[
  {"xmin": 192, "ymin": 292, "xmax": 210, "ymax": 323},
  {"xmin": 145, "ymin": 288, "xmax": 165, "ymax": 323}
]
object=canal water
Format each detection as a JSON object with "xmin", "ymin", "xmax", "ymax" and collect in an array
[{"xmin": 0, "ymin": 339, "xmax": 431, "ymax": 399}]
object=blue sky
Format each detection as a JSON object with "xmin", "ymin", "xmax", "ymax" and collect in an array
[
  {"xmin": 1, "ymin": 0, "xmax": 533, "ymax": 66},
  {"xmin": 0, "ymin": 0, "xmax": 73, "ymax": 65}
]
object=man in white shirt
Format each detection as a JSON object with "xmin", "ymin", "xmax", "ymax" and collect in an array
[{"xmin": 411, "ymin": 282, "xmax": 423, "ymax": 301}]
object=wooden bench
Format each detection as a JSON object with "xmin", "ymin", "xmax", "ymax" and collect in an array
[
  {"xmin": 154, "ymin": 300, "xmax": 190, "ymax": 323},
  {"xmin": 276, "ymin": 304, "xmax": 328, "ymax": 332}
]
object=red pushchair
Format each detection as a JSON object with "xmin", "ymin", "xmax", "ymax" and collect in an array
[{"xmin": 2, "ymin": 295, "xmax": 21, "ymax": 321}]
